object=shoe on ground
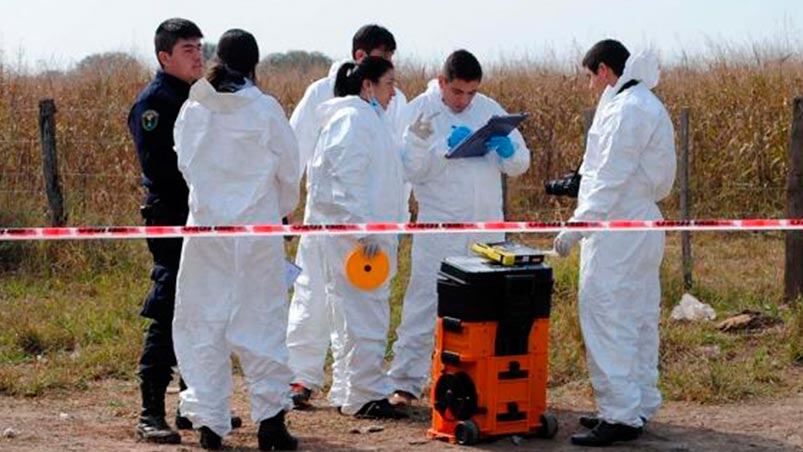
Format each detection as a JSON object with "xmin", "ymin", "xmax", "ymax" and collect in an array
[
  {"xmin": 175, "ymin": 408, "xmax": 242, "ymax": 430},
  {"xmin": 135, "ymin": 416, "xmax": 181, "ymax": 444},
  {"xmin": 578, "ymin": 415, "xmax": 648, "ymax": 430},
  {"xmin": 258, "ymin": 410, "xmax": 298, "ymax": 451},
  {"xmin": 570, "ymin": 421, "xmax": 642, "ymax": 447},
  {"xmin": 199, "ymin": 426, "xmax": 222, "ymax": 450},
  {"xmin": 354, "ymin": 399, "xmax": 409, "ymax": 420},
  {"xmin": 290, "ymin": 383, "xmax": 313, "ymax": 410},
  {"xmin": 388, "ymin": 390, "xmax": 417, "ymax": 408}
]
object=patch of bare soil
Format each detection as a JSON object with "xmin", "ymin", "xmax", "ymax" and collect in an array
[{"xmin": 0, "ymin": 376, "xmax": 801, "ymax": 451}]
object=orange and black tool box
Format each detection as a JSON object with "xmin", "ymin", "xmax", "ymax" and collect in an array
[{"xmin": 429, "ymin": 255, "xmax": 558, "ymax": 446}]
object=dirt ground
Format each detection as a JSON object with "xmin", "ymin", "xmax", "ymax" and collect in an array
[{"xmin": 0, "ymin": 376, "xmax": 801, "ymax": 452}]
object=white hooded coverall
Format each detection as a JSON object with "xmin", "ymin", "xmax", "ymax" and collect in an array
[
  {"xmin": 573, "ymin": 52, "xmax": 676, "ymax": 427},
  {"xmin": 388, "ymin": 80, "xmax": 531, "ymax": 396},
  {"xmin": 172, "ymin": 79, "xmax": 300, "ymax": 437},
  {"xmin": 304, "ymin": 95, "xmax": 405, "ymax": 414},
  {"xmin": 286, "ymin": 60, "xmax": 407, "ymax": 392}
]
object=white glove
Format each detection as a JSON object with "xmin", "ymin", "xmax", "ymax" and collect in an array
[
  {"xmin": 554, "ymin": 230, "xmax": 582, "ymax": 257},
  {"xmin": 358, "ymin": 237, "xmax": 381, "ymax": 259},
  {"xmin": 408, "ymin": 111, "xmax": 440, "ymax": 140}
]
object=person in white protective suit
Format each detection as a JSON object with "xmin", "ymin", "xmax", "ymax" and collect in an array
[
  {"xmin": 304, "ymin": 56, "xmax": 407, "ymax": 419},
  {"xmin": 553, "ymin": 40, "xmax": 676, "ymax": 447},
  {"xmin": 172, "ymin": 29, "xmax": 300, "ymax": 451},
  {"xmin": 286, "ymin": 24, "xmax": 408, "ymax": 409},
  {"xmin": 387, "ymin": 49, "xmax": 531, "ymax": 407}
]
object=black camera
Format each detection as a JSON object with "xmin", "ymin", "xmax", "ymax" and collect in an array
[{"xmin": 544, "ymin": 170, "xmax": 581, "ymax": 198}]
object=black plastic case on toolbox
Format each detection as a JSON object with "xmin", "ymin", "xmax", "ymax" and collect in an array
[{"xmin": 437, "ymin": 256, "xmax": 553, "ymax": 322}]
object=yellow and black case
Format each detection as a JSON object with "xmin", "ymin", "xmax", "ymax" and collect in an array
[{"xmin": 470, "ymin": 241, "xmax": 545, "ymax": 266}]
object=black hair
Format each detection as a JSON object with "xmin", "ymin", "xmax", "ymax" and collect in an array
[
  {"xmin": 154, "ymin": 18, "xmax": 203, "ymax": 61},
  {"xmin": 582, "ymin": 39, "xmax": 630, "ymax": 76},
  {"xmin": 352, "ymin": 24, "xmax": 396, "ymax": 59},
  {"xmin": 334, "ymin": 56, "xmax": 394, "ymax": 97},
  {"xmin": 206, "ymin": 29, "xmax": 260, "ymax": 92},
  {"xmin": 443, "ymin": 49, "xmax": 482, "ymax": 82}
]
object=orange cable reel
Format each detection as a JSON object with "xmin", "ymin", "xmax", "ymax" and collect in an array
[{"xmin": 344, "ymin": 246, "xmax": 390, "ymax": 291}]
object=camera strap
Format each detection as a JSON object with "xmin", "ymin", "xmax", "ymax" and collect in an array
[{"xmin": 616, "ymin": 79, "xmax": 639, "ymax": 95}]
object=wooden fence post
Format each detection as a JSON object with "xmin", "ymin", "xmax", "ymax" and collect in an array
[
  {"xmin": 785, "ymin": 97, "xmax": 803, "ymax": 303},
  {"xmin": 502, "ymin": 174, "xmax": 509, "ymax": 219},
  {"xmin": 39, "ymin": 99, "xmax": 66, "ymax": 226},
  {"xmin": 679, "ymin": 108, "xmax": 693, "ymax": 290}
]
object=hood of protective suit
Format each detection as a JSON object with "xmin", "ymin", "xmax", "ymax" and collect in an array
[
  {"xmin": 421, "ymin": 78, "xmax": 476, "ymax": 115},
  {"xmin": 597, "ymin": 50, "xmax": 661, "ymax": 112},
  {"xmin": 328, "ymin": 59, "xmax": 351, "ymax": 79},
  {"xmin": 425, "ymin": 79, "xmax": 440, "ymax": 95},
  {"xmin": 188, "ymin": 78, "xmax": 259, "ymax": 112},
  {"xmin": 620, "ymin": 50, "xmax": 660, "ymax": 89},
  {"xmin": 315, "ymin": 95, "xmax": 373, "ymax": 126}
]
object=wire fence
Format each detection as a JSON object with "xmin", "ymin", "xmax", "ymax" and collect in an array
[
  {"xmin": 0, "ymin": 99, "xmax": 793, "ymax": 230},
  {"xmin": 1, "ymin": 95, "xmax": 801, "ymax": 300}
]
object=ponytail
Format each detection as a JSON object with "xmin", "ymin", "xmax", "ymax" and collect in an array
[
  {"xmin": 207, "ymin": 63, "xmax": 252, "ymax": 93},
  {"xmin": 333, "ymin": 56, "xmax": 394, "ymax": 98},
  {"xmin": 334, "ymin": 61, "xmax": 361, "ymax": 97},
  {"xmin": 206, "ymin": 28, "xmax": 260, "ymax": 93}
]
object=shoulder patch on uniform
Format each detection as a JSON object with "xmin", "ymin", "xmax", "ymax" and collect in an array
[{"xmin": 141, "ymin": 110, "xmax": 160, "ymax": 132}]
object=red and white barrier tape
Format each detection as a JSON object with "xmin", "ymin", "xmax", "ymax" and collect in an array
[{"xmin": 1, "ymin": 219, "xmax": 802, "ymax": 241}]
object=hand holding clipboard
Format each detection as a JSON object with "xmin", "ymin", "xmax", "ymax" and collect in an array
[{"xmin": 446, "ymin": 113, "xmax": 528, "ymax": 159}]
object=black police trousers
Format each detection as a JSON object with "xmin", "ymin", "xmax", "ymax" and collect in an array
[{"xmin": 138, "ymin": 222, "xmax": 184, "ymax": 389}]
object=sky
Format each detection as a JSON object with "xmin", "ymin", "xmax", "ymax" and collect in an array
[{"xmin": 0, "ymin": 0, "xmax": 801, "ymax": 70}]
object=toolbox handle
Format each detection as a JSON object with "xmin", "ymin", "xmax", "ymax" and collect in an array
[
  {"xmin": 442, "ymin": 317, "xmax": 463, "ymax": 333},
  {"xmin": 441, "ymin": 351, "xmax": 461, "ymax": 365},
  {"xmin": 497, "ymin": 402, "xmax": 528, "ymax": 422},
  {"xmin": 498, "ymin": 360, "xmax": 529, "ymax": 380}
]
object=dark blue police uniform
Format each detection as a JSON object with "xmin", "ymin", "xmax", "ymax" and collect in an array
[{"xmin": 128, "ymin": 70, "xmax": 190, "ymax": 415}]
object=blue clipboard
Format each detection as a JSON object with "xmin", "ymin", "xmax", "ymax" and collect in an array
[{"xmin": 445, "ymin": 113, "xmax": 528, "ymax": 159}]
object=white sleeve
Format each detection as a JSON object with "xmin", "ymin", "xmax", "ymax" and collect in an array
[
  {"xmin": 289, "ymin": 81, "xmax": 327, "ymax": 175},
  {"xmin": 172, "ymin": 100, "xmax": 195, "ymax": 182},
  {"xmin": 392, "ymin": 88, "xmax": 409, "ymax": 139},
  {"xmin": 400, "ymin": 96, "xmax": 451, "ymax": 183},
  {"xmin": 320, "ymin": 115, "xmax": 372, "ymax": 225},
  {"xmin": 401, "ymin": 113, "xmax": 451, "ymax": 184},
  {"xmin": 572, "ymin": 105, "xmax": 652, "ymax": 221},
  {"xmin": 267, "ymin": 98, "xmax": 301, "ymax": 217}
]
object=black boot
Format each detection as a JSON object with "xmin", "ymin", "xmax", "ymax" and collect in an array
[
  {"xmin": 579, "ymin": 415, "xmax": 601, "ymax": 429},
  {"xmin": 257, "ymin": 411, "xmax": 298, "ymax": 451},
  {"xmin": 290, "ymin": 383, "xmax": 313, "ymax": 410},
  {"xmin": 354, "ymin": 399, "xmax": 408, "ymax": 420},
  {"xmin": 570, "ymin": 421, "xmax": 642, "ymax": 447},
  {"xmin": 578, "ymin": 415, "xmax": 648, "ymax": 430},
  {"xmin": 199, "ymin": 426, "xmax": 222, "ymax": 450},
  {"xmin": 136, "ymin": 382, "xmax": 181, "ymax": 444},
  {"xmin": 175, "ymin": 408, "xmax": 243, "ymax": 431}
]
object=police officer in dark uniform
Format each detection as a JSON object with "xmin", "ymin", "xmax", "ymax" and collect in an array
[{"xmin": 128, "ymin": 18, "xmax": 207, "ymax": 444}]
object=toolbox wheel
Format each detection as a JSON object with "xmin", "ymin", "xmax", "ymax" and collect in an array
[
  {"xmin": 433, "ymin": 372, "xmax": 478, "ymax": 420},
  {"xmin": 455, "ymin": 420, "xmax": 480, "ymax": 445},
  {"xmin": 535, "ymin": 412, "xmax": 559, "ymax": 439}
]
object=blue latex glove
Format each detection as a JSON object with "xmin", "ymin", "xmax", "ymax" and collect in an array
[
  {"xmin": 447, "ymin": 125, "xmax": 472, "ymax": 148},
  {"xmin": 486, "ymin": 135, "xmax": 515, "ymax": 159}
]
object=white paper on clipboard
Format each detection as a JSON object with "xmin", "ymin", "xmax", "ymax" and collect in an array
[
  {"xmin": 285, "ymin": 260, "xmax": 302, "ymax": 288},
  {"xmin": 445, "ymin": 113, "xmax": 529, "ymax": 159}
]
